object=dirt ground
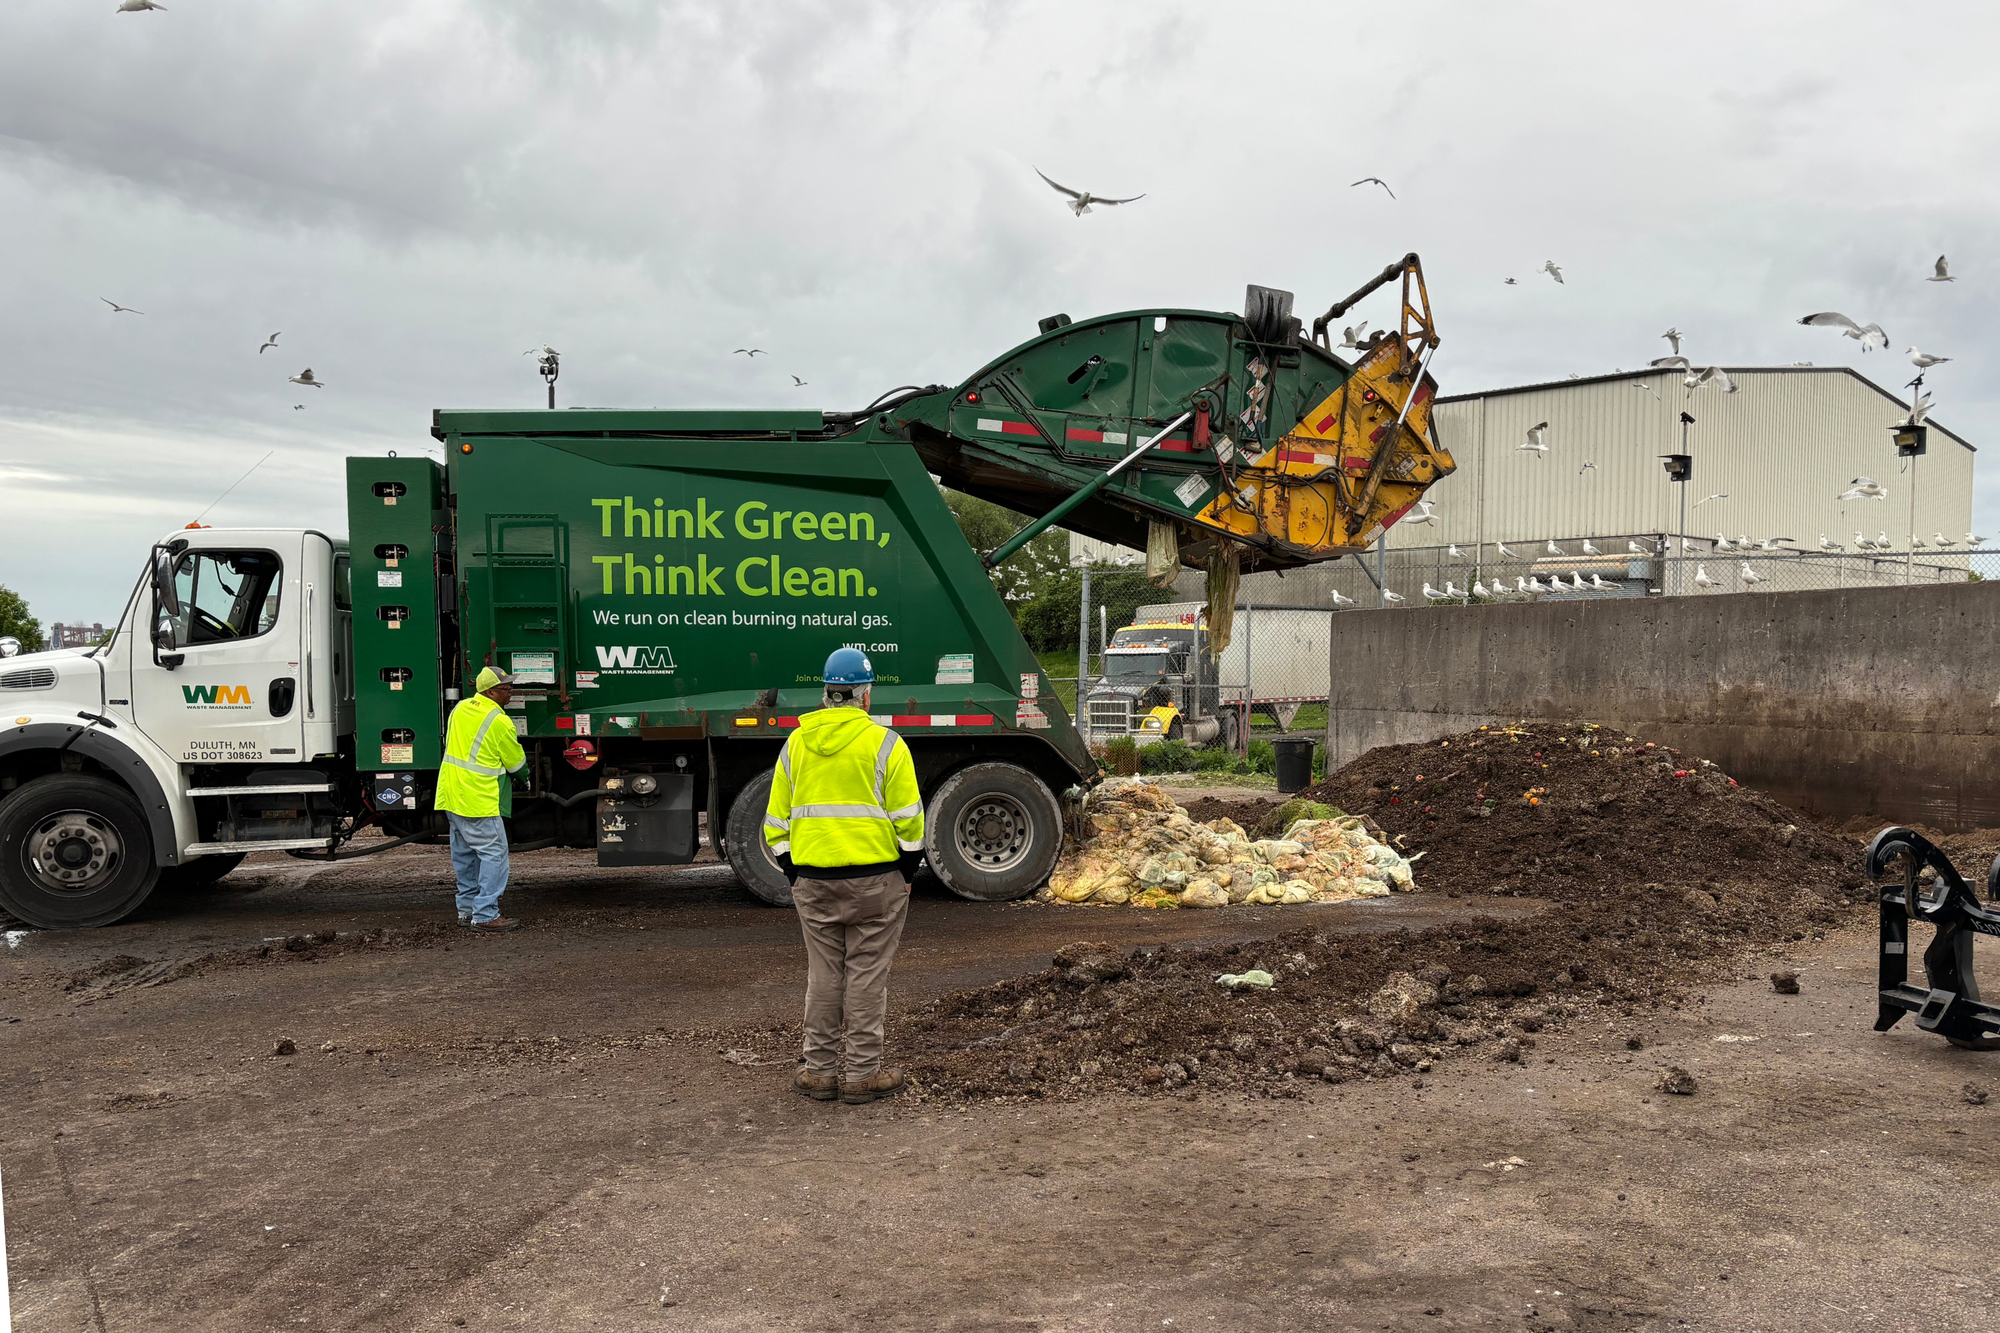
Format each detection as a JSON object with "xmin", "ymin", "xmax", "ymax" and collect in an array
[{"xmin": 4, "ymin": 835, "xmax": 2000, "ymax": 1331}]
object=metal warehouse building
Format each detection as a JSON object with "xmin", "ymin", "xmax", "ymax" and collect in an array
[{"xmin": 1073, "ymin": 363, "xmax": 1974, "ymax": 605}]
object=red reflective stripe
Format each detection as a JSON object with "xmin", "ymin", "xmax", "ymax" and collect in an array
[
  {"xmin": 1343, "ymin": 455, "xmax": 1370, "ymax": 469},
  {"xmin": 1001, "ymin": 421, "xmax": 1039, "ymax": 436},
  {"xmin": 890, "ymin": 715, "xmax": 928, "ymax": 726},
  {"xmin": 1066, "ymin": 427, "xmax": 1106, "ymax": 443},
  {"xmin": 555, "ymin": 716, "xmax": 574, "ymax": 731},
  {"xmin": 776, "ymin": 717, "xmax": 801, "ymax": 727},
  {"xmin": 958, "ymin": 715, "xmax": 995, "ymax": 726},
  {"xmin": 1314, "ymin": 412, "xmax": 1339, "ymax": 433},
  {"xmin": 887, "ymin": 714, "xmax": 995, "ymax": 727},
  {"xmin": 1383, "ymin": 501, "xmax": 1416, "ymax": 527}
]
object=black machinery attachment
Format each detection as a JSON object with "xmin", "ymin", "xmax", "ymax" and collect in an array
[{"xmin": 1865, "ymin": 826, "xmax": 2000, "ymax": 1050}]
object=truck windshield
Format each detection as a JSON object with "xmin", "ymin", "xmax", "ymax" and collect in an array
[{"xmin": 1104, "ymin": 652, "xmax": 1168, "ymax": 681}]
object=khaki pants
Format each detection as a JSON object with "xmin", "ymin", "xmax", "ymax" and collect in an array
[{"xmin": 792, "ymin": 871, "xmax": 910, "ymax": 1078}]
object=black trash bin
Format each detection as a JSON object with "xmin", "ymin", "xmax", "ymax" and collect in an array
[{"xmin": 1273, "ymin": 738, "xmax": 1315, "ymax": 794}]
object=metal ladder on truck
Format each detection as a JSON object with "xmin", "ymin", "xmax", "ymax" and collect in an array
[{"xmin": 479, "ymin": 513, "xmax": 571, "ymax": 703}]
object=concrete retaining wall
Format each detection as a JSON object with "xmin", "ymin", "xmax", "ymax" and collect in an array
[{"xmin": 1324, "ymin": 582, "xmax": 2000, "ymax": 831}]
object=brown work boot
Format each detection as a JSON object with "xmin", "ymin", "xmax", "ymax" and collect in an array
[
  {"xmin": 467, "ymin": 917, "xmax": 520, "ymax": 933},
  {"xmin": 793, "ymin": 1067, "xmax": 839, "ymax": 1102},
  {"xmin": 839, "ymin": 1067, "xmax": 906, "ymax": 1105}
]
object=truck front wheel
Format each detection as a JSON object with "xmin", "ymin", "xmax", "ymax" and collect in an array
[
  {"xmin": 723, "ymin": 769, "xmax": 794, "ymax": 907},
  {"xmin": 0, "ymin": 775, "xmax": 162, "ymax": 928},
  {"xmin": 924, "ymin": 763, "xmax": 1063, "ymax": 902}
]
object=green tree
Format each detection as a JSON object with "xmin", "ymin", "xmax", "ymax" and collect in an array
[
  {"xmin": 0, "ymin": 582, "xmax": 46, "ymax": 652},
  {"xmin": 941, "ymin": 487, "xmax": 1070, "ymax": 604}
]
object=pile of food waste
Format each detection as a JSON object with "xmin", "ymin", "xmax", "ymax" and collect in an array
[{"xmin": 1038, "ymin": 780, "xmax": 1420, "ymax": 910}]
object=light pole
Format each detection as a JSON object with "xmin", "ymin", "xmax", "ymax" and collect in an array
[
  {"xmin": 1662, "ymin": 420, "xmax": 1693, "ymax": 595},
  {"xmin": 1894, "ymin": 378, "xmax": 1928, "ymax": 586}
]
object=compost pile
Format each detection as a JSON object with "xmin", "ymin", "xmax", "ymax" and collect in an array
[
  {"xmin": 1293, "ymin": 720, "xmax": 1858, "ymax": 902},
  {"xmin": 1037, "ymin": 779, "xmax": 1420, "ymax": 910},
  {"xmin": 900, "ymin": 721, "xmax": 1868, "ymax": 1102}
]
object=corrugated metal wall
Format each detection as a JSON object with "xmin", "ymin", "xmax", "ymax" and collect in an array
[{"xmin": 1417, "ymin": 367, "xmax": 1972, "ymax": 553}]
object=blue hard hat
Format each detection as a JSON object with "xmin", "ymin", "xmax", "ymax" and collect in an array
[{"xmin": 823, "ymin": 647, "xmax": 875, "ymax": 686}]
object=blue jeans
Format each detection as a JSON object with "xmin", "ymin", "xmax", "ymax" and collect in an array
[{"xmin": 447, "ymin": 813, "xmax": 510, "ymax": 923}]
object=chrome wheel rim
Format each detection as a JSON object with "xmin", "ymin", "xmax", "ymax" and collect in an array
[
  {"xmin": 955, "ymin": 793, "xmax": 1032, "ymax": 873},
  {"xmin": 26, "ymin": 809, "xmax": 125, "ymax": 895}
]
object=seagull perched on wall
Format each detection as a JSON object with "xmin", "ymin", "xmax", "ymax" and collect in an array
[
  {"xmin": 1545, "ymin": 539, "xmax": 1568, "ymax": 557},
  {"xmin": 1382, "ymin": 588, "xmax": 1406, "ymax": 604},
  {"xmin": 1422, "ymin": 582, "xmax": 1445, "ymax": 600},
  {"xmin": 1682, "ymin": 537, "xmax": 1703, "ymax": 553},
  {"xmin": 1472, "ymin": 578, "xmax": 1490, "ymax": 598},
  {"xmin": 1928, "ymin": 255, "xmax": 1955, "ymax": 282},
  {"xmin": 1628, "ymin": 540, "xmax": 1651, "ymax": 554},
  {"xmin": 1934, "ymin": 532, "xmax": 1959, "ymax": 548},
  {"xmin": 1910, "ymin": 534, "xmax": 1928, "ymax": 549},
  {"xmin": 1496, "ymin": 541, "xmax": 1520, "ymax": 560},
  {"xmin": 1739, "ymin": 562, "xmax": 1764, "ymax": 586},
  {"xmin": 1527, "ymin": 576, "xmax": 1548, "ymax": 593},
  {"xmin": 1444, "ymin": 581, "xmax": 1465, "ymax": 600},
  {"xmin": 1036, "ymin": 169, "xmax": 1145, "ymax": 216},
  {"xmin": 1855, "ymin": 531, "xmax": 1877, "ymax": 551},
  {"xmin": 1819, "ymin": 535, "xmax": 1844, "ymax": 552},
  {"xmin": 1694, "ymin": 565, "xmax": 1715, "ymax": 589},
  {"xmin": 1838, "ymin": 476, "xmax": 1888, "ymax": 501},
  {"xmin": 1875, "ymin": 530, "xmax": 1892, "ymax": 549},
  {"xmin": 1570, "ymin": 572, "xmax": 1587, "ymax": 591},
  {"xmin": 1714, "ymin": 534, "xmax": 1735, "ymax": 553},
  {"xmin": 1330, "ymin": 588, "xmax": 1356, "ymax": 606},
  {"xmin": 1798, "ymin": 311, "xmax": 1888, "ymax": 351},
  {"xmin": 1590, "ymin": 574, "xmax": 1616, "ymax": 590},
  {"xmin": 1519, "ymin": 422, "xmax": 1550, "ymax": 458},
  {"xmin": 1448, "ymin": 543, "xmax": 1465, "ymax": 558},
  {"xmin": 1582, "ymin": 539, "xmax": 1601, "ymax": 555},
  {"xmin": 1970, "ymin": 534, "xmax": 1989, "ymax": 547}
]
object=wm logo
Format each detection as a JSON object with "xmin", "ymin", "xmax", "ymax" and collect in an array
[
  {"xmin": 181, "ymin": 684, "xmax": 253, "ymax": 705},
  {"xmin": 594, "ymin": 645, "xmax": 676, "ymax": 671}
]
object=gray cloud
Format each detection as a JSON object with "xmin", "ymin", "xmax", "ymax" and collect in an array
[{"xmin": 3, "ymin": 0, "xmax": 1996, "ymax": 627}]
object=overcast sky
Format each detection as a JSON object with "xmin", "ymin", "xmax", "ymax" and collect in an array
[{"xmin": 4, "ymin": 1, "xmax": 1996, "ymax": 629}]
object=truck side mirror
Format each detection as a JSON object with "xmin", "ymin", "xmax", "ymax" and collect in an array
[
  {"xmin": 151, "ymin": 546, "xmax": 182, "ymax": 619},
  {"xmin": 152, "ymin": 626, "xmax": 183, "ymax": 670}
]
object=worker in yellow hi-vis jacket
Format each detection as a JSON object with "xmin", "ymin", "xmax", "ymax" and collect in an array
[
  {"xmin": 434, "ymin": 667, "xmax": 526, "ymax": 933},
  {"xmin": 765, "ymin": 647, "xmax": 925, "ymax": 1106}
]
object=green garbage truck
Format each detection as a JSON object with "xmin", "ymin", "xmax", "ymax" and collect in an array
[{"xmin": 0, "ymin": 258, "xmax": 1449, "ymax": 927}]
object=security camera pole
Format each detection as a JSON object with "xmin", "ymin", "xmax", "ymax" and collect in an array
[
  {"xmin": 536, "ymin": 347, "xmax": 560, "ymax": 408},
  {"xmin": 1895, "ymin": 372, "xmax": 1929, "ymax": 587}
]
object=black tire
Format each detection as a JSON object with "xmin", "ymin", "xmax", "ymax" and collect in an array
[
  {"xmin": 1218, "ymin": 710, "xmax": 1240, "ymax": 753},
  {"xmin": 724, "ymin": 769, "xmax": 794, "ymax": 907},
  {"xmin": 0, "ymin": 775, "xmax": 162, "ymax": 929},
  {"xmin": 157, "ymin": 851, "xmax": 247, "ymax": 892},
  {"xmin": 924, "ymin": 763, "xmax": 1063, "ymax": 902},
  {"xmin": 1167, "ymin": 717, "xmax": 1184, "ymax": 742}
]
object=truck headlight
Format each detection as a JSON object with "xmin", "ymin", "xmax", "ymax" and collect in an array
[{"xmin": 1142, "ymin": 716, "xmax": 1163, "ymax": 730}]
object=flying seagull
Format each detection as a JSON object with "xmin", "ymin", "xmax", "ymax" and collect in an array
[
  {"xmin": 289, "ymin": 368, "xmax": 324, "ymax": 388},
  {"xmin": 733, "ymin": 347, "xmax": 765, "ymax": 357},
  {"xmin": 1519, "ymin": 421, "xmax": 1549, "ymax": 458},
  {"xmin": 292, "ymin": 404, "xmax": 305, "ymax": 411},
  {"xmin": 791, "ymin": 375, "xmax": 808, "ymax": 387},
  {"xmin": 1898, "ymin": 391, "xmax": 1933, "ymax": 428},
  {"xmin": 1907, "ymin": 346, "xmax": 1951, "ymax": 369},
  {"xmin": 117, "ymin": 0, "xmax": 166, "ymax": 10},
  {"xmin": 258, "ymin": 332, "xmax": 281, "ymax": 354},
  {"xmin": 1692, "ymin": 492, "xmax": 1728, "ymax": 508},
  {"xmin": 1504, "ymin": 278, "xmax": 1518, "ymax": 285},
  {"xmin": 1632, "ymin": 380, "xmax": 1662, "ymax": 400},
  {"xmin": 1035, "ymin": 169, "xmax": 1145, "ymax": 216},
  {"xmin": 1403, "ymin": 499, "xmax": 1437, "ymax": 525},
  {"xmin": 1684, "ymin": 365, "xmax": 1738, "ymax": 394},
  {"xmin": 100, "ymin": 297, "xmax": 143, "ymax": 314},
  {"xmin": 1650, "ymin": 355, "xmax": 1691, "ymax": 371},
  {"xmin": 1578, "ymin": 461, "xmax": 1597, "ymax": 476},
  {"xmin": 1350, "ymin": 178, "xmax": 1395, "ymax": 199},
  {"xmin": 1928, "ymin": 255, "xmax": 1955, "ymax": 282},
  {"xmin": 1797, "ymin": 311, "xmax": 1888, "ymax": 351},
  {"xmin": 1838, "ymin": 476, "xmax": 1887, "ymax": 501},
  {"xmin": 1540, "ymin": 260, "xmax": 1564, "ymax": 284},
  {"xmin": 1662, "ymin": 328, "xmax": 1683, "ymax": 356},
  {"xmin": 1340, "ymin": 321, "xmax": 1371, "ymax": 349}
]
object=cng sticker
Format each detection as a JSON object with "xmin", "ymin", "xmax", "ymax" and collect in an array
[{"xmin": 181, "ymin": 684, "xmax": 254, "ymax": 709}]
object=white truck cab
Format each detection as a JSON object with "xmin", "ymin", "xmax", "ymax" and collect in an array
[{"xmin": 0, "ymin": 527, "xmax": 351, "ymax": 927}]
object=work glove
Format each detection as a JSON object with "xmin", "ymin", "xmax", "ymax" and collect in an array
[
  {"xmin": 897, "ymin": 849, "xmax": 924, "ymax": 887},
  {"xmin": 776, "ymin": 851, "xmax": 798, "ymax": 887}
]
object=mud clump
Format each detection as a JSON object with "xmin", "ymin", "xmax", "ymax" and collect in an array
[
  {"xmin": 1655, "ymin": 1066, "xmax": 1698, "ymax": 1095},
  {"xmin": 1770, "ymin": 970, "xmax": 1801, "ymax": 995}
]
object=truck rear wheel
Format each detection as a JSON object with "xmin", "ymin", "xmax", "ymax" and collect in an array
[
  {"xmin": 724, "ymin": 769, "xmax": 794, "ymax": 907},
  {"xmin": 0, "ymin": 775, "xmax": 162, "ymax": 929},
  {"xmin": 924, "ymin": 763, "xmax": 1063, "ymax": 902}
]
